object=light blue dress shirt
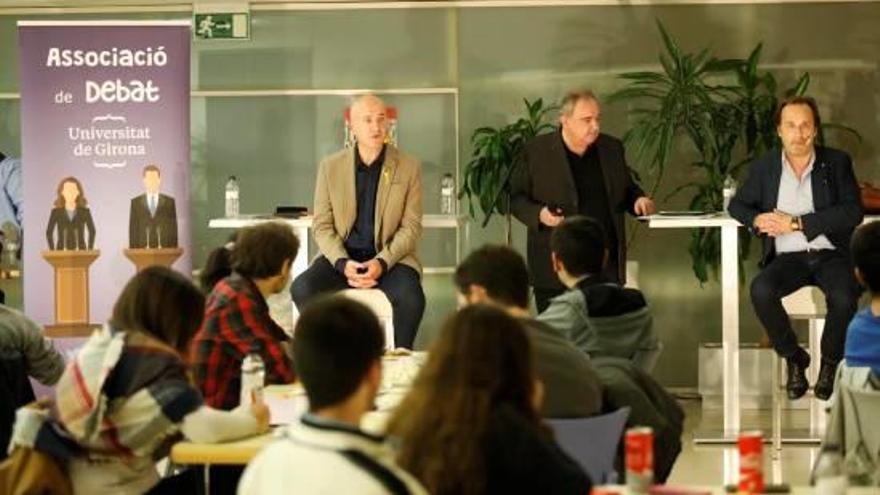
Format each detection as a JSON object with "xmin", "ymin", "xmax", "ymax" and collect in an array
[{"xmin": 774, "ymin": 150, "xmax": 835, "ymax": 253}]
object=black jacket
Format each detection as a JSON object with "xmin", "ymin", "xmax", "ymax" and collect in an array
[
  {"xmin": 485, "ymin": 405, "xmax": 592, "ymax": 494},
  {"xmin": 45, "ymin": 206, "xmax": 95, "ymax": 250},
  {"xmin": 727, "ymin": 146, "xmax": 863, "ymax": 267},
  {"xmin": 0, "ymin": 350, "xmax": 35, "ymax": 461},
  {"xmin": 592, "ymin": 357, "xmax": 684, "ymax": 484},
  {"xmin": 510, "ymin": 132, "xmax": 645, "ymax": 289},
  {"xmin": 129, "ymin": 193, "xmax": 179, "ymax": 248}
]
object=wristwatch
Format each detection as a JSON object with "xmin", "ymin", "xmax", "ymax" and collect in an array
[{"xmin": 790, "ymin": 216, "xmax": 801, "ymax": 231}]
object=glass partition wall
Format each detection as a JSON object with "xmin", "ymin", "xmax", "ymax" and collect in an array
[{"xmin": 2, "ymin": 2, "xmax": 878, "ymax": 384}]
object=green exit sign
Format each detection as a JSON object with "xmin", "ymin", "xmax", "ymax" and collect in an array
[{"xmin": 193, "ymin": 13, "xmax": 250, "ymax": 40}]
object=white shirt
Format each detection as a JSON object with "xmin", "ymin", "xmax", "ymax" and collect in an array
[
  {"xmin": 238, "ymin": 414, "xmax": 427, "ymax": 495},
  {"xmin": 147, "ymin": 193, "xmax": 159, "ymax": 215},
  {"xmin": 774, "ymin": 150, "xmax": 835, "ymax": 254}
]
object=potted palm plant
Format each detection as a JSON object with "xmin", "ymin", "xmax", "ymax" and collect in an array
[{"xmin": 459, "ymin": 98, "xmax": 557, "ymax": 243}]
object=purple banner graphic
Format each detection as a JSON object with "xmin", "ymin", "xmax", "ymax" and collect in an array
[{"xmin": 19, "ymin": 21, "xmax": 191, "ymax": 329}]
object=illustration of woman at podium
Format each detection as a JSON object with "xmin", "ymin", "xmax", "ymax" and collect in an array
[{"xmin": 46, "ymin": 176, "xmax": 96, "ymax": 250}]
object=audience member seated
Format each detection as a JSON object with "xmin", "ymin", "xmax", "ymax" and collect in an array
[
  {"xmin": 0, "ymin": 304, "xmax": 65, "ymax": 461},
  {"xmin": 199, "ymin": 232, "xmax": 237, "ymax": 293},
  {"xmin": 454, "ymin": 244, "xmax": 602, "ymax": 418},
  {"xmin": 191, "ymin": 222, "xmax": 298, "ymax": 410},
  {"xmin": 238, "ymin": 295, "xmax": 427, "ymax": 495},
  {"xmin": 538, "ymin": 216, "xmax": 660, "ymax": 371},
  {"xmin": 823, "ymin": 221, "xmax": 880, "ymax": 483},
  {"xmin": 290, "ymin": 94, "xmax": 425, "ymax": 349},
  {"xmin": 387, "ymin": 305, "xmax": 592, "ymax": 494},
  {"xmin": 6, "ymin": 267, "xmax": 269, "ymax": 494},
  {"xmin": 844, "ymin": 221, "xmax": 880, "ymax": 375}
]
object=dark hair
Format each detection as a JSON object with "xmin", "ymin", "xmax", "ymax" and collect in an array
[
  {"xmin": 142, "ymin": 164, "xmax": 161, "ymax": 177},
  {"xmin": 454, "ymin": 245, "xmax": 530, "ymax": 308},
  {"xmin": 200, "ymin": 246, "xmax": 233, "ymax": 293},
  {"xmin": 293, "ymin": 295, "xmax": 385, "ymax": 410},
  {"xmin": 551, "ymin": 215, "xmax": 607, "ymax": 276},
  {"xmin": 53, "ymin": 176, "xmax": 88, "ymax": 208},
  {"xmin": 231, "ymin": 222, "xmax": 299, "ymax": 279},
  {"xmin": 199, "ymin": 232, "xmax": 238, "ymax": 293},
  {"xmin": 852, "ymin": 222, "xmax": 880, "ymax": 293},
  {"xmin": 775, "ymin": 95, "xmax": 822, "ymax": 129},
  {"xmin": 109, "ymin": 266, "xmax": 205, "ymax": 354},
  {"xmin": 387, "ymin": 305, "xmax": 539, "ymax": 495}
]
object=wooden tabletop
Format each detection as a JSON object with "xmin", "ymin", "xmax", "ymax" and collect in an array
[{"xmin": 170, "ymin": 433, "xmax": 274, "ymax": 465}]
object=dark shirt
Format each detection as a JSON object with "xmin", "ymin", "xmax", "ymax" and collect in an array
[
  {"xmin": 485, "ymin": 404, "xmax": 592, "ymax": 494},
  {"xmin": 565, "ymin": 139, "xmax": 617, "ymax": 256},
  {"xmin": 345, "ymin": 146, "xmax": 385, "ymax": 261}
]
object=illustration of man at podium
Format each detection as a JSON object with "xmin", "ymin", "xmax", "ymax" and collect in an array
[
  {"xmin": 128, "ymin": 164, "xmax": 178, "ymax": 249},
  {"xmin": 45, "ymin": 176, "xmax": 96, "ymax": 250}
]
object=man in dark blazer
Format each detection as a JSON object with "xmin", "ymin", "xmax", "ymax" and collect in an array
[
  {"xmin": 728, "ymin": 96, "xmax": 863, "ymax": 401},
  {"xmin": 511, "ymin": 89, "xmax": 655, "ymax": 313},
  {"xmin": 129, "ymin": 164, "xmax": 178, "ymax": 249}
]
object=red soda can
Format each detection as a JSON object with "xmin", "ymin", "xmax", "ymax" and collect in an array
[
  {"xmin": 625, "ymin": 427, "xmax": 654, "ymax": 493},
  {"xmin": 738, "ymin": 430, "xmax": 764, "ymax": 493}
]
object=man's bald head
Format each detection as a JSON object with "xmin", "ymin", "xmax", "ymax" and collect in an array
[{"xmin": 350, "ymin": 94, "xmax": 388, "ymax": 154}]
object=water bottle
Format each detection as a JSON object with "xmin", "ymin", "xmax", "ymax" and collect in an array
[
  {"xmin": 440, "ymin": 173, "xmax": 455, "ymax": 215},
  {"xmin": 813, "ymin": 444, "xmax": 847, "ymax": 494},
  {"xmin": 225, "ymin": 175, "xmax": 240, "ymax": 218},
  {"xmin": 240, "ymin": 345, "xmax": 265, "ymax": 406},
  {"xmin": 722, "ymin": 175, "xmax": 737, "ymax": 214}
]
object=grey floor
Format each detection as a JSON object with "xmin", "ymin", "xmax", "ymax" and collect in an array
[{"xmin": 669, "ymin": 399, "xmax": 823, "ymax": 487}]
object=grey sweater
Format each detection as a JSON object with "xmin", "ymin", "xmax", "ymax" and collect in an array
[
  {"xmin": 520, "ymin": 318, "xmax": 603, "ymax": 419},
  {"xmin": 0, "ymin": 304, "xmax": 64, "ymax": 385}
]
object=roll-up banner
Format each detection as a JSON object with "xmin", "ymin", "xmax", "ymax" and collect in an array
[{"xmin": 18, "ymin": 20, "xmax": 191, "ymax": 335}]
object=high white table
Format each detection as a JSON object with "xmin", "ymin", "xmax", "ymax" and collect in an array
[
  {"xmin": 209, "ymin": 213, "xmax": 469, "ymax": 275},
  {"xmin": 647, "ymin": 214, "xmax": 743, "ymax": 444}
]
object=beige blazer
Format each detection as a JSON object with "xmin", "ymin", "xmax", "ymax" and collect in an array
[{"xmin": 312, "ymin": 145, "xmax": 423, "ymax": 274}]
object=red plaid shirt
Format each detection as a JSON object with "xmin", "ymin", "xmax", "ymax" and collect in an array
[{"xmin": 190, "ymin": 273, "xmax": 296, "ymax": 410}]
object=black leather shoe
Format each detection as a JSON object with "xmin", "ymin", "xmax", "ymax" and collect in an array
[
  {"xmin": 814, "ymin": 361, "xmax": 837, "ymax": 401},
  {"xmin": 785, "ymin": 350, "xmax": 811, "ymax": 400}
]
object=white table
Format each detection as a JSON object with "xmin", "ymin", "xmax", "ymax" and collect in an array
[
  {"xmin": 209, "ymin": 213, "xmax": 469, "ymax": 275},
  {"xmin": 647, "ymin": 214, "xmax": 742, "ymax": 444}
]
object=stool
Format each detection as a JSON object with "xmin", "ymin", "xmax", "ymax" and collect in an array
[
  {"xmin": 770, "ymin": 286, "xmax": 826, "ymax": 455},
  {"xmin": 341, "ymin": 288, "xmax": 395, "ymax": 350}
]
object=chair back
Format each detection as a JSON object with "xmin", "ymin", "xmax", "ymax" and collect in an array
[
  {"xmin": 547, "ymin": 406, "xmax": 631, "ymax": 484},
  {"xmin": 341, "ymin": 289, "xmax": 395, "ymax": 349},
  {"xmin": 825, "ymin": 366, "xmax": 880, "ymax": 484},
  {"xmin": 782, "ymin": 286, "xmax": 827, "ymax": 318}
]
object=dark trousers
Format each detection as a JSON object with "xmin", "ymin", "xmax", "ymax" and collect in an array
[
  {"xmin": 750, "ymin": 250, "xmax": 861, "ymax": 364},
  {"xmin": 290, "ymin": 257, "xmax": 425, "ymax": 349}
]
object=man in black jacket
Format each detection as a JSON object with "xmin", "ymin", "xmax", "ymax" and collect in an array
[
  {"xmin": 510, "ymin": 89, "xmax": 655, "ymax": 313},
  {"xmin": 728, "ymin": 96, "xmax": 863, "ymax": 401}
]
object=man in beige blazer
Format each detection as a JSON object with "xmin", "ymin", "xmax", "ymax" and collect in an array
[{"xmin": 291, "ymin": 95, "xmax": 425, "ymax": 348}]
